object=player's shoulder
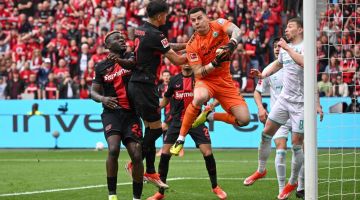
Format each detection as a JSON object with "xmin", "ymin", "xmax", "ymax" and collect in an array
[
  {"xmin": 95, "ymin": 59, "xmax": 114, "ymax": 72},
  {"xmin": 210, "ymin": 18, "xmax": 229, "ymax": 28}
]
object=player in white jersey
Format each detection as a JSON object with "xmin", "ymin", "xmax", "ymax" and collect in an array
[
  {"xmin": 251, "ymin": 17, "xmax": 305, "ymax": 200},
  {"xmin": 244, "ymin": 38, "xmax": 293, "ymax": 192}
]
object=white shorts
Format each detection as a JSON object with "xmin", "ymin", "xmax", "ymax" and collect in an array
[
  {"xmin": 268, "ymin": 97, "xmax": 304, "ymax": 134},
  {"xmin": 273, "ymin": 120, "xmax": 292, "ymax": 140}
]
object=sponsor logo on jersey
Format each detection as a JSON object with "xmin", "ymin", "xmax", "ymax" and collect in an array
[
  {"xmin": 104, "ymin": 68, "xmax": 131, "ymax": 81},
  {"xmin": 174, "ymin": 91, "xmax": 194, "ymax": 100},
  {"xmin": 217, "ymin": 18, "xmax": 225, "ymax": 25},
  {"xmin": 189, "ymin": 53, "xmax": 199, "ymax": 62},
  {"xmin": 213, "ymin": 31, "xmax": 219, "ymax": 38},
  {"xmin": 161, "ymin": 38, "xmax": 169, "ymax": 48}
]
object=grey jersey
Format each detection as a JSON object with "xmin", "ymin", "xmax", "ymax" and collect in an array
[
  {"xmin": 278, "ymin": 41, "xmax": 304, "ymax": 103},
  {"xmin": 255, "ymin": 66, "xmax": 284, "ymax": 108}
]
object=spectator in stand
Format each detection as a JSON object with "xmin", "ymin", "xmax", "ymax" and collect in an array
[
  {"xmin": 341, "ymin": 50, "xmax": 358, "ymax": 84},
  {"xmin": 78, "ymin": 77, "xmax": 89, "ymax": 99},
  {"xmin": 245, "ymin": 31, "xmax": 261, "ymax": 81},
  {"xmin": 0, "ymin": 25, "xmax": 10, "ymax": 55},
  {"xmin": 5, "ymin": 71, "xmax": 24, "ymax": 99},
  {"xmin": 77, "ymin": 43, "xmax": 91, "ymax": 77},
  {"xmin": 83, "ymin": 59, "xmax": 95, "ymax": 86},
  {"xmin": 59, "ymin": 71, "xmax": 78, "ymax": 99},
  {"xmin": 38, "ymin": 58, "xmax": 51, "ymax": 86},
  {"xmin": 318, "ymin": 73, "xmax": 333, "ymax": 97},
  {"xmin": 24, "ymin": 73, "xmax": 41, "ymax": 99},
  {"xmin": 230, "ymin": 59, "xmax": 247, "ymax": 92},
  {"xmin": 325, "ymin": 55, "xmax": 341, "ymax": 80},
  {"xmin": 53, "ymin": 58, "xmax": 69, "ymax": 80},
  {"xmin": 0, "ymin": 76, "xmax": 7, "ymax": 99},
  {"xmin": 42, "ymin": 72, "xmax": 59, "ymax": 99},
  {"xmin": 332, "ymin": 75, "xmax": 349, "ymax": 97},
  {"xmin": 111, "ymin": 0, "xmax": 127, "ymax": 26},
  {"xmin": 19, "ymin": 61, "xmax": 33, "ymax": 83},
  {"xmin": 42, "ymin": 42, "xmax": 58, "ymax": 68}
]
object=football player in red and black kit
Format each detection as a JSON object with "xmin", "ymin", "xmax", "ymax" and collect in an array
[
  {"xmin": 127, "ymin": 0, "xmax": 187, "ymax": 188},
  {"xmin": 90, "ymin": 31, "xmax": 143, "ymax": 200},
  {"xmin": 146, "ymin": 65, "xmax": 227, "ymax": 200}
]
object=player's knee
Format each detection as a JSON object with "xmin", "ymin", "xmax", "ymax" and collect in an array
[
  {"xmin": 201, "ymin": 149, "xmax": 212, "ymax": 157},
  {"xmin": 108, "ymin": 145, "xmax": 120, "ymax": 158},
  {"xmin": 193, "ymin": 96, "xmax": 207, "ymax": 107}
]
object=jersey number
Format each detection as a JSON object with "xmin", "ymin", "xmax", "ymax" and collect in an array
[{"xmin": 131, "ymin": 124, "xmax": 142, "ymax": 138}]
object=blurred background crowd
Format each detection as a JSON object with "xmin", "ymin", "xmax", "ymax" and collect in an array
[{"xmin": 0, "ymin": 0, "xmax": 358, "ymax": 100}]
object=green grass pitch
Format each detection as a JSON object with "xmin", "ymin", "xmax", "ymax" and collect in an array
[{"xmin": 0, "ymin": 149, "xmax": 359, "ymax": 200}]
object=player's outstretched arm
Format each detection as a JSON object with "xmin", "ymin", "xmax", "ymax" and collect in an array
[
  {"xmin": 165, "ymin": 49, "xmax": 188, "ymax": 66},
  {"xmin": 169, "ymin": 43, "xmax": 187, "ymax": 52},
  {"xmin": 107, "ymin": 53, "xmax": 136, "ymax": 70},
  {"xmin": 278, "ymin": 38, "xmax": 304, "ymax": 67},
  {"xmin": 262, "ymin": 60, "xmax": 282, "ymax": 78}
]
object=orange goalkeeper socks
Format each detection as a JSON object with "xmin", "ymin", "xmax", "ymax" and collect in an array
[
  {"xmin": 213, "ymin": 113, "xmax": 237, "ymax": 125},
  {"xmin": 179, "ymin": 103, "xmax": 201, "ymax": 137}
]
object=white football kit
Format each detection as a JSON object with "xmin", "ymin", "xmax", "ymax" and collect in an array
[
  {"xmin": 268, "ymin": 41, "xmax": 304, "ymax": 133},
  {"xmin": 255, "ymin": 67, "xmax": 291, "ymax": 140}
]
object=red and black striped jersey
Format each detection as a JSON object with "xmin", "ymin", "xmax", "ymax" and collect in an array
[
  {"xmin": 164, "ymin": 73, "xmax": 195, "ymax": 126},
  {"xmin": 93, "ymin": 59, "xmax": 132, "ymax": 110}
]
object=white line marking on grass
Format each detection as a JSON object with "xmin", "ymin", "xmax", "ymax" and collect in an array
[
  {"xmin": 0, "ymin": 159, "xmax": 353, "ymax": 164},
  {"xmin": 1, "ymin": 177, "xmax": 359, "ymax": 197}
]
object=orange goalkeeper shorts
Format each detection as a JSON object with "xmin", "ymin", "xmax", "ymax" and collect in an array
[{"xmin": 195, "ymin": 76, "xmax": 247, "ymax": 113}]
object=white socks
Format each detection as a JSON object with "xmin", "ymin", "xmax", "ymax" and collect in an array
[
  {"xmin": 257, "ymin": 133, "xmax": 272, "ymax": 173},
  {"xmin": 177, "ymin": 135, "xmax": 185, "ymax": 142},
  {"xmin": 297, "ymin": 164, "xmax": 305, "ymax": 191},
  {"xmin": 275, "ymin": 149, "xmax": 287, "ymax": 193},
  {"xmin": 207, "ymin": 112, "xmax": 214, "ymax": 121},
  {"xmin": 289, "ymin": 145, "xmax": 304, "ymax": 185}
]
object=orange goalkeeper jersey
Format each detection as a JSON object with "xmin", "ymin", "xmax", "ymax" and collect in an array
[{"xmin": 186, "ymin": 18, "xmax": 233, "ymax": 81}]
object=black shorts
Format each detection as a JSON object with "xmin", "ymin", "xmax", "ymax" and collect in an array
[
  {"xmin": 101, "ymin": 108, "xmax": 142, "ymax": 145},
  {"xmin": 128, "ymin": 81, "xmax": 160, "ymax": 122},
  {"xmin": 164, "ymin": 122, "xmax": 211, "ymax": 147}
]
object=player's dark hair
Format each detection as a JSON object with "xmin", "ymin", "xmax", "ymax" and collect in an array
[
  {"xmin": 288, "ymin": 17, "xmax": 303, "ymax": 28},
  {"xmin": 146, "ymin": 0, "xmax": 169, "ymax": 18},
  {"xmin": 188, "ymin": 7, "xmax": 207, "ymax": 16},
  {"xmin": 273, "ymin": 37, "xmax": 281, "ymax": 45}
]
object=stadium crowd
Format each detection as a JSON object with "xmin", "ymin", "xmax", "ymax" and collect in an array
[
  {"xmin": 0, "ymin": 0, "xmax": 357, "ymax": 100},
  {"xmin": 318, "ymin": 0, "xmax": 360, "ymax": 98}
]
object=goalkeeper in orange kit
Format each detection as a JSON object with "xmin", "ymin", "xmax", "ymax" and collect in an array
[{"xmin": 170, "ymin": 7, "xmax": 250, "ymax": 155}]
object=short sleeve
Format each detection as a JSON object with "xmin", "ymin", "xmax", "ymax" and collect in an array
[
  {"xmin": 212, "ymin": 18, "xmax": 232, "ymax": 34},
  {"xmin": 151, "ymin": 32, "xmax": 171, "ymax": 54},
  {"xmin": 164, "ymin": 78, "xmax": 175, "ymax": 98},
  {"xmin": 255, "ymin": 77, "xmax": 270, "ymax": 93},
  {"xmin": 92, "ymin": 64, "xmax": 103, "ymax": 84}
]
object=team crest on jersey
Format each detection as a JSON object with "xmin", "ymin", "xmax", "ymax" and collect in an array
[
  {"xmin": 213, "ymin": 32, "xmax": 219, "ymax": 38},
  {"xmin": 189, "ymin": 53, "xmax": 199, "ymax": 62},
  {"xmin": 161, "ymin": 38, "xmax": 169, "ymax": 48},
  {"xmin": 217, "ymin": 18, "xmax": 225, "ymax": 25}
]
